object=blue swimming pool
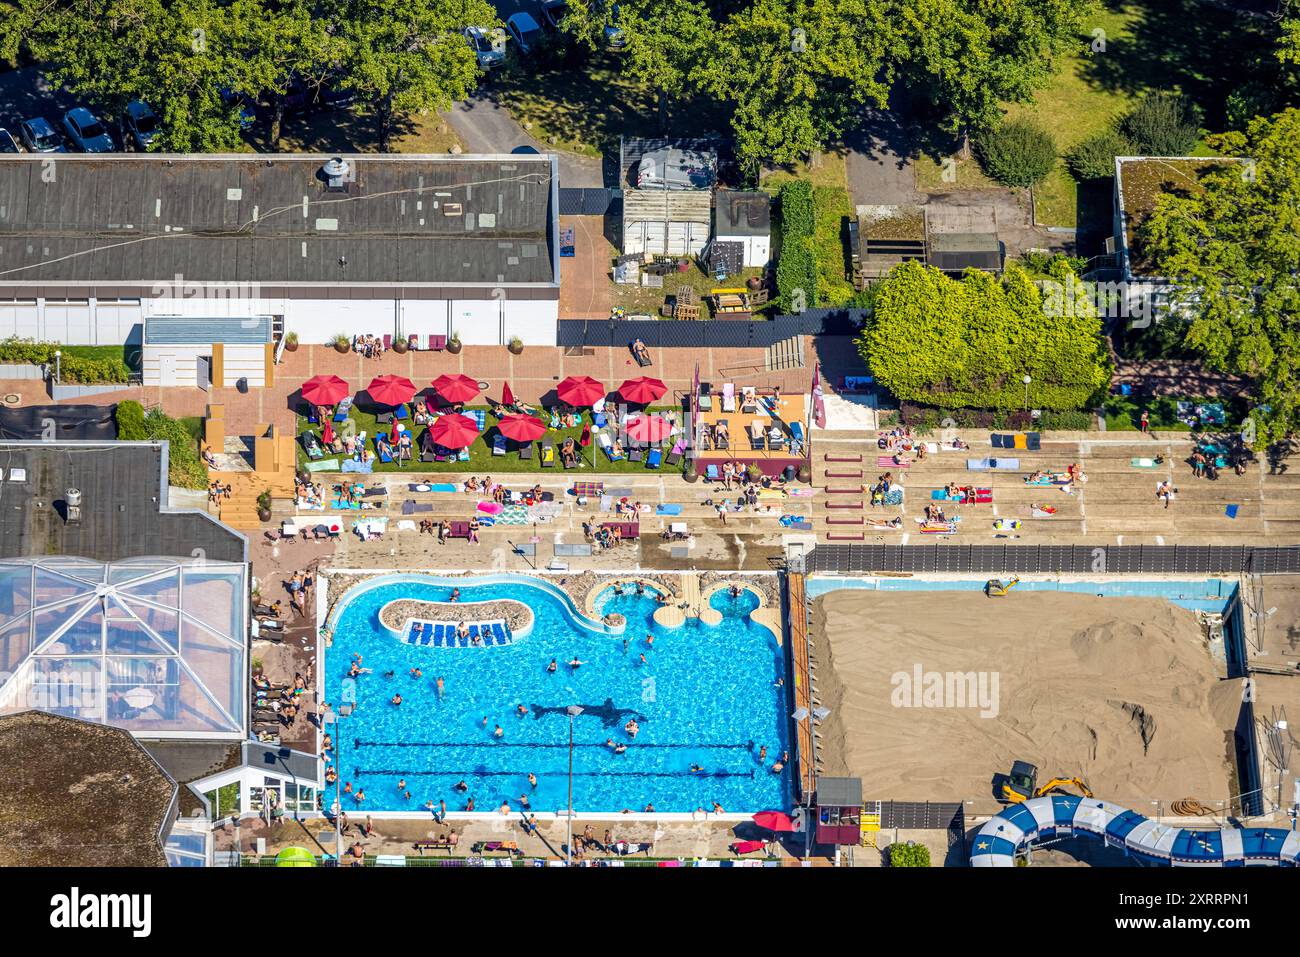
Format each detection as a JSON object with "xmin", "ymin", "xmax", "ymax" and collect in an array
[{"xmin": 325, "ymin": 575, "xmax": 790, "ymax": 814}]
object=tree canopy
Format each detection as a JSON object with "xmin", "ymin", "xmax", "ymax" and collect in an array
[
  {"xmin": 857, "ymin": 260, "xmax": 1111, "ymax": 411},
  {"xmin": 1140, "ymin": 109, "xmax": 1300, "ymax": 446}
]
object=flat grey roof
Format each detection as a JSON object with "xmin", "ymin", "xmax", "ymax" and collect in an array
[
  {"xmin": 0, "ymin": 441, "xmax": 247, "ymax": 563},
  {"xmin": 0, "ymin": 154, "xmax": 557, "ymax": 287},
  {"xmin": 145, "ymin": 315, "xmax": 272, "ymax": 345},
  {"xmin": 716, "ymin": 191, "xmax": 770, "ymax": 235}
]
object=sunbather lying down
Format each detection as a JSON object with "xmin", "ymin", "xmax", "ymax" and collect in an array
[{"xmin": 866, "ymin": 516, "xmax": 904, "ymax": 530}]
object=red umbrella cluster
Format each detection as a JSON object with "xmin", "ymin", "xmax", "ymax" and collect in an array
[{"xmin": 625, "ymin": 415, "xmax": 672, "ymax": 443}]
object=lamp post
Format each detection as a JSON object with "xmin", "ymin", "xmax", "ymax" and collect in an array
[
  {"xmin": 54, "ymin": 350, "xmax": 61, "ymax": 385},
  {"xmin": 565, "ymin": 704, "xmax": 584, "ymax": 865},
  {"xmin": 1022, "ymin": 374, "xmax": 1032, "ymax": 411}
]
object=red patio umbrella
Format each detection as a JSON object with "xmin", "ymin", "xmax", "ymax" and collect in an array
[
  {"xmin": 428, "ymin": 413, "xmax": 479, "ymax": 449},
  {"xmin": 502, "ymin": 381, "xmax": 516, "ymax": 407},
  {"xmin": 625, "ymin": 415, "xmax": 673, "ymax": 443},
  {"xmin": 321, "ymin": 421, "xmax": 335, "ymax": 445},
  {"xmin": 752, "ymin": 811, "xmax": 796, "ymax": 832},
  {"xmin": 431, "ymin": 373, "xmax": 480, "ymax": 404},
  {"xmin": 618, "ymin": 376, "xmax": 667, "ymax": 405},
  {"xmin": 497, "ymin": 414, "xmax": 546, "ymax": 443},
  {"xmin": 301, "ymin": 374, "xmax": 349, "ymax": 407},
  {"xmin": 557, "ymin": 375, "xmax": 605, "ymax": 407},
  {"xmin": 367, "ymin": 374, "xmax": 416, "ymax": 408}
]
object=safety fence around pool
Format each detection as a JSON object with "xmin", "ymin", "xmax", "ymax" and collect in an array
[{"xmin": 803, "ymin": 543, "xmax": 1300, "ymax": 576}]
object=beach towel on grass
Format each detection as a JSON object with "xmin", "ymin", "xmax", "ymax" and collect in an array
[{"xmin": 304, "ymin": 458, "xmax": 341, "ymax": 472}]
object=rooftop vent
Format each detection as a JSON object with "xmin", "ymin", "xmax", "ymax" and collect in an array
[
  {"xmin": 65, "ymin": 487, "xmax": 82, "ymax": 525},
  {"xmin": 321, "ymin": 157, "xmax": 352, "ymax": 191}
]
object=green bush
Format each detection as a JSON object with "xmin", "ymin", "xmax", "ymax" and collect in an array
[
  {"xmin": 0, "ymin": 337, "xmax": 131, "ymax": 383},
  {"xmin": 115, "ymin": 401, "xmax": 206, "ymax": 488},
  {"xmin": 889, "ymin": 842, "xmax": 931, "ymax": 867},
  {"xmin": 115, "ymin": 400, "xmax": 147, "ymax": 440},
  {"xmin": 859, "ymin": 261, "xmax": 1111, "ymax": 411},
  {"xmin": 811, "ymin": 186, "xmax": 856, "ymax": 306},
  {"xmin": 1120, "ymin": 91, "xmax": 1201, "ymax": 156},
  {"xmin": 1036, "ymin": 409, "xmax": 1095, "ymax": 431},
  {"xmin": 1065, "ymin": 129, "xmax": 1134, "ymax": 181},
  {"xmin": 976, "ymin": 119, "xmax": 1057, "ymax": 188},
  {"xmin": 775, "ymin": 180, "xmax": 818, "ymax": 314}
]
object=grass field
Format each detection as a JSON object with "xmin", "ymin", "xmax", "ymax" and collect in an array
[
  {"xmin": 912, "ymin": 1, "xmax": 1265, "ymax": 228},
  {"xmin": 296, "ymin": 404, "xmax": 687, "ymax": 476}
]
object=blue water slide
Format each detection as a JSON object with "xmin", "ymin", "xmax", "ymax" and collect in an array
[{"xmin": 970, "ymin": 795, "xmax": 1300, "ymax": 867}]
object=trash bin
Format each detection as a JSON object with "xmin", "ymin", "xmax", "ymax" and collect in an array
[{"xmin": 783, "ymin": 465, "xmax": 796, "ymax": 482}]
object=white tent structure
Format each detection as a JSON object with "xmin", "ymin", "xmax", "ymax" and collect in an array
[{"xmin": 0, "ymin": 557, "xmax": 247, "ymax": 738}]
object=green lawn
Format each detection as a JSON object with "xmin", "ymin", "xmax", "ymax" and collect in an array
[
  {"xmin": 914, "ymin": 1, "xmax": 1266, "ymax": 228},
  {"xmin": 297, "ymin": 405, "xmax": 688, "ymax": 476},
  {"xmin": 1100, "ymin": 394, "xmax": 1243, "ymax": 431}
]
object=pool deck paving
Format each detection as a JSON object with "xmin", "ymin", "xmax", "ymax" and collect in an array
[{"xmin": 213, "ymin": 810, "xmax": 820, "ymax": 864}]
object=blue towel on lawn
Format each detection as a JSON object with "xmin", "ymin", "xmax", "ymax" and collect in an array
[
  {"xmin": 656, "ymin": 504, "xmax": 683, "ymax": 515},
  {"xmin": 468, "ymin": 409, "xmax": 486, "ymax": 431},
  {"xmin": 342, "ymin": 458, "xmax": 374, "ymax": 473}
]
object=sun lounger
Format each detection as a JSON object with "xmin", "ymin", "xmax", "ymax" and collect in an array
[
  {"xmin": 492, "ymin": 433, "xmax": 507, "ymax": 456},
  {"xmin": 598, "ymin": 432, "xmax": 625, "ymax": 462},
  {"xmin": 333, "ymin": 397, "xmax": 353, "ymax": 422},
  {"xmin": 705, "ymin": 464, "xmax": 720, "ymax": 482},
  {"xmin": 645, "ymin": 448, "xmax": 662, "ymax": 469},
  {"xmin": 629, "ymin": 447, "xmax": 644, "ymax": 462},
  {"xmin": 518, "ymin": 440, "xmax": 533, "ymax": 460},
  {"xmin": 540, "ymin": 438, "xmax": 555, "ymax": 468},
  {"xmin": 722, "ymin": 382, "xmax": 736, "ymax": 413}
]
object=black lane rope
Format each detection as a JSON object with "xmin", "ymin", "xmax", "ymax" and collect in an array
[
  {"xmin": 355, "ymin": 739, "xmax": 757, "ymax": 750},
  {"xmin": 354, "ymin": 769, "xmax": 758, "ymax": 779}
]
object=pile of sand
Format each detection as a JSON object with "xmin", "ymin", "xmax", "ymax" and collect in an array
[{"xmin": 811, "ymin": 590, "xmax": 1240, "ymax": 807}]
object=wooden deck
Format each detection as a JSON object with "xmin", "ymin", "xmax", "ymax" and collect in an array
[{"xmin": 785, "ymin": 571, "xmax": 816, "ymax": 802}]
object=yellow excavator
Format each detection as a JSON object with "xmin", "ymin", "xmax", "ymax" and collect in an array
[
  {"xmin": 1001, "ymin": 761, "xmax": 1093, "ymax": 803},
  {"xmin": 985, "ymin": 577, "xmax": 1020, "ymax": 597}
]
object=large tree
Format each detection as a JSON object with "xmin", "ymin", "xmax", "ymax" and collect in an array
[
  {"xmin": 563, "ymin": 0, "xmax": 715, "ymax": 130},
  {"xmin": 693, "ymin": 0, "xmax": 893, "ymax": 175},
  {"xmin": 893, "ymin": 0, "xmax": 1091, "ymax": 154},
  {"xmin": 1140, "ymin": 109, "xmax": 1300, "ymax": 446},
  {"xmin": 858, "ymin": 260, "xmax": 1110, "ymax": 411},
  {"xmin": 331, "ymin": 0, "xmax": 497, "ymax": 152},
  {"xmin": 242, "ymin": 0, "xmax": 343, "ymax": 147}
]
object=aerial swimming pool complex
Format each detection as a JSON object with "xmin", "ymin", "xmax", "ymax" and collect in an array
[{"xmin": 325, "ymin": 574, "xmax": 791, "ymax": 815}]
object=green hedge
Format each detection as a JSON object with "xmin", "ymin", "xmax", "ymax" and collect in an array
[
  {"xmin": 889, "ymin": 843, "xmax": 931, "ymax": 867},
  {"xmin": 775, "ymin": 180, "xmax": 818, "ymax": 314},
  {"xmin": 115, "ymin": 400, "xmax": 207, "ymax": 489},
  {"xmin": 0, "ymin": 337, "xmax": 132, "ymax": 383}
]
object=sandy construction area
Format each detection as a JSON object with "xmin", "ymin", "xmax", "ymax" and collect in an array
[{"xmin": 811, "ymin": 590, "xmax": 1240, "ymax": 808}]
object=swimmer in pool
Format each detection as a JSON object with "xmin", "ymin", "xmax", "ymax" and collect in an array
[{"xmin": 546, "ymin": 659, "xmax": 558, "ymax": 673}]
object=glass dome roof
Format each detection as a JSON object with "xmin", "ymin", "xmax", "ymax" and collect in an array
[{"xmin": 0, "ymin": 557, "xmax": 246, "ymax": 737}]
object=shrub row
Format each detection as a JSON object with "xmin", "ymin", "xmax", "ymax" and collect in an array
[
  {"xmin": 775, "ymin": 180, "xmax": 818, "ymax": 314},
  {"xmin": 0, "ymin": 337, "xmax": 131, "ymax": 383}
]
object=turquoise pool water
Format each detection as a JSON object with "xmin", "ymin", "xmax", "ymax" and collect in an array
[{"xmin": 326, "ymin": 576, "xmax": 790, "ymax": 814}]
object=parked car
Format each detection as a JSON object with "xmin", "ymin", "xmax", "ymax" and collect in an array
[
  {"xmin": 219, "ymin": 89, "xmax": 258, "ymax": 130},
  {"xmin": 540, "ymin": 0, "xmax": 569, "ymax": 30},
  {"xmin": 123, "ymin": 100, "xmax": 159, "ymax": 151},
  {"xmin": 506, "ymin": 12, "xmax": 544, "ymax": 54},
  {"xmin": 62, "ymin": 107, "xmax": 116, "ymax": 152},
  {"xmin": 19, "ymin": 117, "xmax": 67, "ymax": 153},
  {"xmin": 463, "ymin": 26, "xmax": 506, "ymax": 70},
  {"xmin": 605, "ymin": 3, "xmax": 627, "ymax": 49},
  {"xmin": 0, "ymin": 128, "xmax": 19, "ymax": 153}
]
